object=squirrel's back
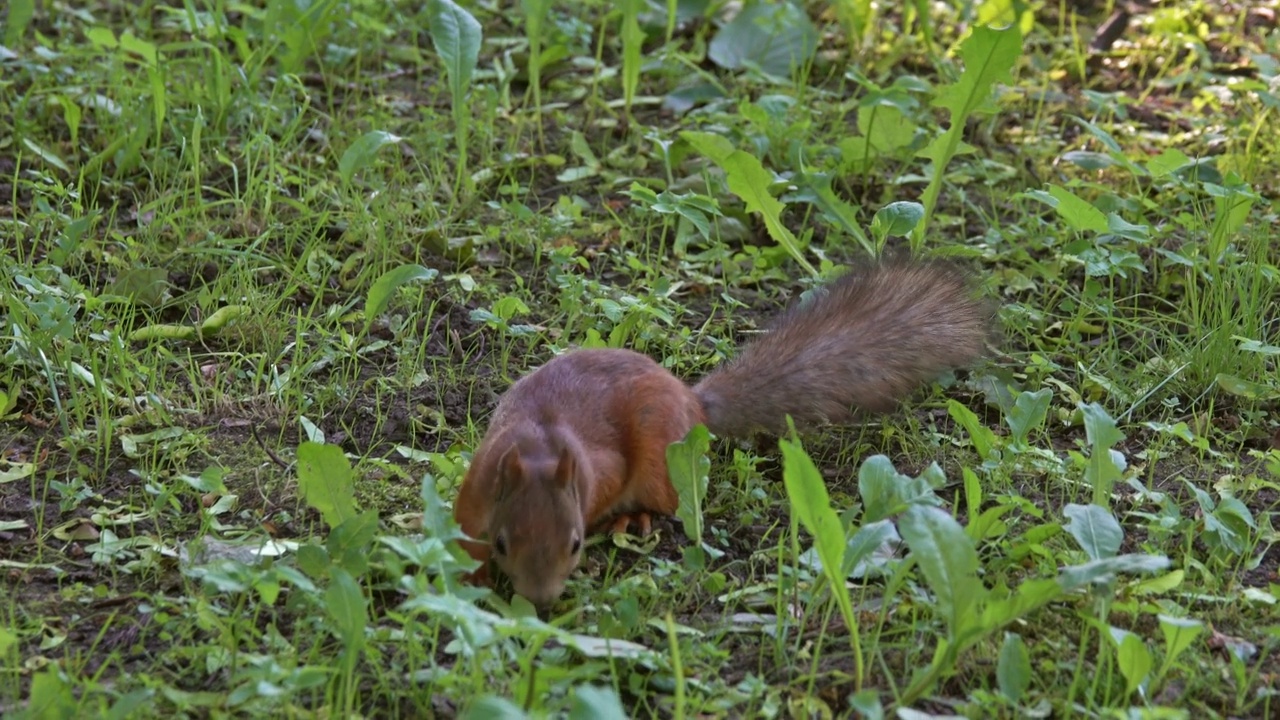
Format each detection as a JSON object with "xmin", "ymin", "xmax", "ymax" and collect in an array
[{"xmin": 693, "ymin": 259, "xmax": 993, "ymax": 438}]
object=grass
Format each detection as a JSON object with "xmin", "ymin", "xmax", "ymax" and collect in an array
[{"xmin": 2, "ymin": 0, "xmax": 1279, "ymax": 717}]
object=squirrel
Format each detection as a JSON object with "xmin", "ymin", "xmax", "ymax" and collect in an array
[{"xmin": 451, "ymin": 258, "xmax": 995, "ymax": 606}]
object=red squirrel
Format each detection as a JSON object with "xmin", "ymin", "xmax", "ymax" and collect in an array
[{"xmin": 452, "ymin": 259, "xmax": 994, "ymax": 605}]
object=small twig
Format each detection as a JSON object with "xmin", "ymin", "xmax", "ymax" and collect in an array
[
  {"xmin": 1090, "ymin": 9, "xmax": 1131, "ymax": 52},
  {"xmin": 251, "ymin": 424, "xmax": 292, "ymax": 471}
]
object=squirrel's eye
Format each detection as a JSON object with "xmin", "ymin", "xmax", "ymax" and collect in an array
[
  {"xmin": 494, "ymin": 536, "xmax": 507, "ymax": 556},
  {"xmin": 570, "ymin": 535, "xmax": 581, "ymax": 555}
]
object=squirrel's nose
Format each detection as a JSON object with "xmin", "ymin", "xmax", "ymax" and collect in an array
[{"xmin": 515, "ymin": 578, "xmax": 565, "ymax": 609}]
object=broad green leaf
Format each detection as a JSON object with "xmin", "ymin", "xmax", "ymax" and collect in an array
[
  {"xmin": 1062, "ymin": 503, "xmax": 1122, "ymax": 561},
  {"xmin": 842, "ymin": 519, "xmax": 897, "ymax": 579},
  {"xmin": 899, "ymin": 505, "xmax": 983, "ymax": 637},
  {"xmin": 1058, "ymin": 554, "xmax": 1171, "ymax": 591},
  {"xmin": 4, "ymin": 0, "xmax": 35, "ymax": 46},
  {"xmin": 105, "ymin": 267, "xmax": 168, "ymax": 307},
  {"xmin": 462, "ymin": 697, "xmax": 529, "ymax": 720},
  {"xmin": 1061, "ymin": 150, "xmax": 1115, "ymax": 171},
  {"xmin": 119, "ymin": 31, "xmax": 158, "ymax": 65},
  {"xmin": 781, "ymin": 438, "xmax": 845, "ymax": 582},
  {"xmin": 297, "ymin": 442, "xmax": 359, "ymax": 528},
  {"xmin": 1046, "ymin": 185, "xmax": 1108, "ymax": 233},
  {"xmin": 427, "ymin": 0, "xmax": 482, "ymax": 104},
  {"xmin": 1080, "ymin": 402, "xmax": 1124, "ymax": 449},
  {"xmin": 365, "ymin": 263, "xmax": 439, "ymax": 325},
  {"xmin": 297, "ymin": 543, "xmax": 330, "ymax": 579},
  {"xmin": 619, "ymin": 0, "xmax": 644, "ymax": 112},
  {"xmin": 667, "ymin": 424, "xmax": 712, "ymax": 544},
  {"xmin": 562, "ymin": 633, "xmax": 654, "ymax": 660},
  {"xmin": 1117, "ymin": 632, "xmax": 1152, "ymax": 697},
  {"xmin": 1157, "ymin": 615, "xmax": 1204, "ymax": 674},
  {"xmin": 325, "ymin": 567, "xmax": 369, "ymax": 647},
  {"xmin": 977, "ymin": 578, "xmax": 1063, "ymax": 632},
  {"xmin": 679, "ymin": 130, "xmax": 736, "ymax": 163},
  {"xmin": 1146, "ymin": 147, "xmax": 1192, "ymax": 177},
  {"xmin": 0, "ymin": 460, "xmax": 35, "ymax": 484},
  {"xmin": 328, "ymin": 510, "xmax": 380, "ymax": 577},
  {"xmin": 870, "ymin": 201, "xmax": 924, "ymax": 240},
  {"xmin": 783, "ymin": 171, "xmax": 873, "ymax": 253},
  {"xmin": 569, "ymin": 685, "xmax": 628, "ymax": 720},
  {"xmin": 85, "ymin": 27, "xmax": 118, "ymax": 49},
  {"xmin": 1208, "ymin": 181, "xmax": 1255, "ymax": 257},
  {"xmin": 26, "ymin": 668, "xmax": 78, "ymax": 719},
  {"xmin": 857, "ymin": 455, "xmax": 944, "ymax": 523},
  {"xmin": 197, "ymin": 305, "xmax": 251, "ymax": 336},
  {"xmin": 860, "ymin": 103, "xmax": 916, "ymax": 152},
  {"xmin": 997, "ymin": 633, "xmax": 1031, "ymax": 703},
  {"xmin": 180, "ymin": 466, "xmax": 230, "ymax": 494},
  {"xmin": 339, "ymin": 130, "xmax": 404, "ymax": 184},
  {"xmin": 1080, "ymin": 402, "xmax": 1126, "ymax": 504},
  {"xmin": 1005, "ymin": 387, "xmax": 1051, "ymax": 445},
  {"xmin": 1215, "ymin": 373, "xmax": 1277, "ymax": 400},
  {"xmin": 707, "ymin": 1, "xmax": 818, "ymax": 79},
  {"xmin": 420, "ymin": 473, "xmax": 464, "ymax": 542}
]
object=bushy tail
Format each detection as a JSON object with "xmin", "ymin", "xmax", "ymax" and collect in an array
[{"xmin": 692, "ymin": 259, "xmax": 995, "ymax": 438}]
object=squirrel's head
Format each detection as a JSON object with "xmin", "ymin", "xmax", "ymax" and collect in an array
[{"xmin": 487, "ymin": 443, "xmax": 585, "ymax": 607}]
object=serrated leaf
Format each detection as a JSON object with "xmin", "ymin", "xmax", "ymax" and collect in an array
[
  {"xmin": 339, "ymin": 130, "xmax": 404, "ymax": 184},
  {"xmin": 681, "ymin": 131, "xmax": 816, "ymax": 275},
  {"xmin": 932, "ymin": 25, "xmax": 1022, "ymax": 121},
  {"xmin": 365, "ymin": 263, "xmax": 439, "ymax": 324}
]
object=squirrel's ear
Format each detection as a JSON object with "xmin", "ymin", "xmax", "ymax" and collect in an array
[
  {"xmin": 497, "ymin": 447, "xmax": 524, "ymax": 499},
  {"xmin": 554, "ymin": 446, "xmax": 576, "ymax": 490}
]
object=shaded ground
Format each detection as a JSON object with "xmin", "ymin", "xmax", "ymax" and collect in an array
[{"xmin": 3, "ymin": 1, "xmax": 1280, "ymax": 717}]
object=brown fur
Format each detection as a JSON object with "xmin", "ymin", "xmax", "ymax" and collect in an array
[
  {"xmin": 694, "ymin": 259, "xmax": 994, "ymax": 437},
  {"xmin": 452, "ymin": 259, "xmax": 995, "ymax": 606}
]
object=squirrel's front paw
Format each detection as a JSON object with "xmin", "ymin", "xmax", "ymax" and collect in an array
[{"xmin": 605, "ymin": 511, "xmax": 654, "ymax": 537}]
